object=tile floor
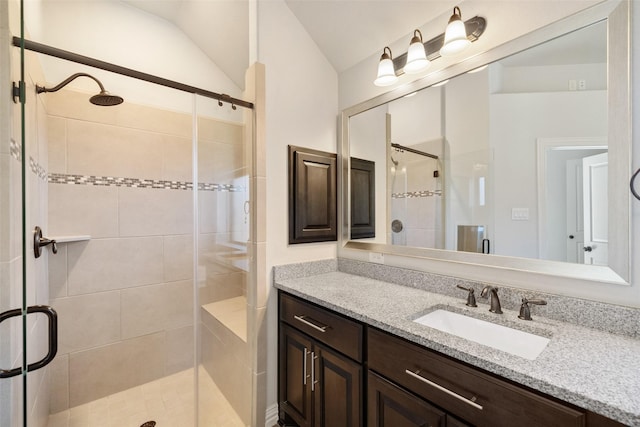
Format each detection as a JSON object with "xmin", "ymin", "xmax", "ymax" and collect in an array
[{"xmin": 47, "ymin": 368, "xmax": 245, "ymax": 427}]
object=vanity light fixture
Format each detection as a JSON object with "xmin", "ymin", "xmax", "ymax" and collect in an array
[
  {"xmin": 404, "ymin": 30, "xmax": 430, "ymax": 74},
  {"xmin": 440, "ymin": 6, "xmax": 472, "ymax": 57},
  {"xmin": 374, "ymin": 46, "xmax": 399, "ymax": 86},
  {"xmin": 372, "ymin": 8, "xmax": 486, "ymax": 86}
]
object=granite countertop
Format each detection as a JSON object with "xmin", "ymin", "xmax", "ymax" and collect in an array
[{"xmin": 274, "ymin": 271, "xmax": 640, "ymax": 426}]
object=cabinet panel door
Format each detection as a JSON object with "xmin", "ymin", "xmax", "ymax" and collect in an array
[
  {"xmin": 314, "ymin": 344, "xmax": 363, "ymax": 427},
  {"xmin": 279, "ymin": 324, "xmax": 314, "ymax": 427},
  {"xmin": 288, "ymin": 145, "xmax": 337, "ymax": 243},
  {"xmin": 368, "ymin": 372, "xmax": 446, "ymax": 427}
]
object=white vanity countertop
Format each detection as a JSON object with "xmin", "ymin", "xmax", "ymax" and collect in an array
[{"xmin": 274, "ymin": 271, "xmax": 640, "ymax": 425}]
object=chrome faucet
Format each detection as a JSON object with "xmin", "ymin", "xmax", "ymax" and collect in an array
[
  {"xmin": 480, "ymin": 285, "xmax": 503, "ymax": 314},
  {"xmin": 518, "ymin": 297, "xmax": 547, "ymax": 321}
]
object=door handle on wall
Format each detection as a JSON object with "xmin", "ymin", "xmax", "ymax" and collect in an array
[
  {"xmin": 0, "ymin": 305, "xmax": 58, "ymax": 378},
  {"xmin": 34, "ymin": 226, "xmax": 57, "ymax": 258}
]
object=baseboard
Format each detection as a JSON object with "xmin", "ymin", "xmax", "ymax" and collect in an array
[{"xmin": 265, "ymin": 403, "xmax": 279, "ymax": 427}]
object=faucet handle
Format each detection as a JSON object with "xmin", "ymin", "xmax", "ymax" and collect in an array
[
  {"xmin": 518, "ymin": 297, "xmax": 547, "ymax": 320},
  {"xmin": 456, "ymin": 285, "xmax": 477, "ymax": 307}
]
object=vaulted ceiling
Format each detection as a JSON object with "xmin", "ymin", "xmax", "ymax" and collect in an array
[{"xmin": 122, "ymin": 0, "xmax": 457, "ymax": 88}]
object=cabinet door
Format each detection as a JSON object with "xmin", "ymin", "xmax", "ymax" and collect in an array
[
  {"xmin": 314, "ymin": 344, "xmax": 363, "ymax": 427},
  {"xmin": 368, "ymin": 372, "xmax": 446, "ymax": 427},
  {"xmin": 280, "ymin": 324, "xmax": 314, "ymax": 427}
]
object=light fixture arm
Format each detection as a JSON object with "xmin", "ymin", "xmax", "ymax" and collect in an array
[
  {"xmin": 36, "ymin": 72, "xmax": 106, "ymax": 94},
  {"xmin": 392, "ymin": 15, "xmax": 486, "ymax": 76},
  {"xmin": 449, "ymin": 6, "xmax": 463, "ymax": 24}
]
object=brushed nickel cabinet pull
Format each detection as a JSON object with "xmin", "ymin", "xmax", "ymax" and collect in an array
[
  {"xmin": 294, "ymin": 315, "xmax": 328, "ymax": 333},
  {"xmin": 303, "ymin": 348, "xmax": 308, "ymax": 385},
  {"xmin": 311, "ymin": 351, "xmax": 317, "ymax": 391},
  {"xmin": 405, "ymin": 369, "xmax": 483, "ymax": 410}
]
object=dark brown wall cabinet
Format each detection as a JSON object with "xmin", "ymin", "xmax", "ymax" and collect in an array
[
  {"xmin": 278, "ymin": 291, "xmax": 626, "ymax": 427},
  {"xmin": 350, "ymin": 158, "xmax": 375, "ymax": 239},
  {"xmin": 278, "ymin": 292, "xmax": 363, "ymax": 427},
  {"xmin": 288, "ymin": 146, "xmax": 337, "ymax": 244}
]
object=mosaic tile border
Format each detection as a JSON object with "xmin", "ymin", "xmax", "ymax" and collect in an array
[
  {"xmin": 10, "ymin": 138, "xmax": 21, "ymax": 162},
  {"xmin": 392, "ymin": 190, "xmax": 442, "ymax": 199},
  {"xmin": 48, "ymin": 173, "xmax": 243, "ymax": 192}
]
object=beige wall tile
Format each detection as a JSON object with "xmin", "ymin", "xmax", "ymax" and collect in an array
[
  {"xmin": 68, "ymin": 332, "xmax": 165, "ymax": 407},
  {"xmin": 67, "ymin": 237, "xmax": 164, "ymax": 295},
  {"xmin": 163, "ymin": 234, "xmax": 193, "ymax": 282},
  {"xmin": 121, "ymin": 280, "xmax": 192, "ymax": 340},
  {"xmin": 198, "ymin": 140, "xmax": 242, "ymax": 184},
  {"xmin": 198, "ymin": 118, "xmax": 243, "ymax": 145},
  {"xmin": 49, "ymin": 354, "xmax": 70, "ymax": 413},
  {"xmin": 119, "ymin": 188, "xmax": 193, "ymax": 237},
  {"xmin": 254, "ymin": 176, "xmax": 267, "ymax": 244},
  {"xmin": 48, "ymin": 245, "xmax": 67, "ymax": 299},
  {"xmin": 46, "ymin": 117, "xmax": 67, "ymax": 174},
  {"xmin": 115, "ymin": 103, "xmax": 192, "ymax": 139},
  {"xmin": 45, "ymin": 90, "xmax": 120, "ymax": 125},
  {"xmin": 200, "ymin": 317, "xmax": 251, "ymax": 425},
  {"xmin": 48, "ymin": 184, "xmax": 119, "ymax": 238},
  {"xmin": 162, "ymin": 135, "xmax": 192, "ymax": 182},
  {"xmin": 66, "ymin": 120, "xmax": 164, "ymax": 180},
  {"xmin": 0, "ymin": 155, "xmax": 11, "ymax": 263},
  {"xmin": 198, "ymin": 191, "xmax": 228, "ymax": 234},
  {"xmin": 51, "ymin": 291, "xmax": 121, "ymax": 354},
  {"xmin": 165, "ymin": 325, "xmax": 194, "ymax": 375}
]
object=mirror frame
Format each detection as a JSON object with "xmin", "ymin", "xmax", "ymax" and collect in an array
[{"xmin": 338, "ymin": 0, "xmax": 633, "ymax": 303}]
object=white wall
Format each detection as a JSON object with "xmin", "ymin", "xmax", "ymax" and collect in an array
[
  {"xmin": 490, "ymin": 90, "xmax": 607, "ymax": 259},
  {"xmin": 257, "ymin": 0, "xmax": 339, "ymax": 416},
  {"xmin": 350, "ymin": 104, "xmax": 387, "ymax": 243},
  {"xmin": 338, "ymin": 0, "xmax": 602, "ymax": 110},
  {"xmin": 23, "ymin": 0, "xmax": 243, "ymax": 121}
]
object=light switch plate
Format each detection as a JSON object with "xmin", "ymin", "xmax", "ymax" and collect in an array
[{"xmin": 511, "ymin": 208, "xmax": 530, "ymax": 221}]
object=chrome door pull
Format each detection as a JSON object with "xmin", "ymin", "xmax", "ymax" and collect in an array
[
  {"xmin": 293, "ymin": 315, "xmax": 328, "ymax": 333},
  {"xmin": 405, "ymin": 369, "xmax": 483, "ymax": 410},
  {"xmin": 34, "ymin": 226, "xmax": 57, "ymax": 258}
]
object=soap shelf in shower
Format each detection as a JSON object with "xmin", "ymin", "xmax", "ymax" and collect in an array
[{"xmin": 49, "ymin": 235, "xmax": 91, "ymax": 243}]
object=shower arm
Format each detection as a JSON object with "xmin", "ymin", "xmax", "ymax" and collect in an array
[{"xmin": 36, "ymin": 72, "xmax": 106, "ymax": 94}]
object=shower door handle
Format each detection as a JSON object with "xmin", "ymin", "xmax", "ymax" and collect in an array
[{"xmin": 0, "ymin": 305, "xmax": 58, "ymax": 378}]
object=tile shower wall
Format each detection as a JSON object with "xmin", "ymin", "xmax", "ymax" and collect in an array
[
  {"xmin": 1, "ymin": 38, "xmax": 53, "ymax": 427},
  {"xmin": 389, "ymin": 140, "xmax": 444, "ymax": 249},
  {"xmin": 44, "ymin": 88, "xmax": 246, "ymax": 412}
]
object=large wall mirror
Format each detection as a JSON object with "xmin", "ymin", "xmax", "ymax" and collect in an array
[{"xmin": 340, "ymin": 0, "xmax": 631, "ymax": 290}]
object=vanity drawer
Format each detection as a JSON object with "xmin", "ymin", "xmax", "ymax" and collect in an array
[
  {"xmin": 279, "ymin": 292, "xmax": 363, "ymax": 362},
  {"xmin": 368, "ymin": 328, "xmax": 585, "ymax": 427}
]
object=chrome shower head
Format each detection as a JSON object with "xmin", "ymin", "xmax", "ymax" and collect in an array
[{"xmin": 36, "ymin": 72, "xmax": 124, "ymax": 106}]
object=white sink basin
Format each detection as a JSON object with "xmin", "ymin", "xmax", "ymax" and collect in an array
[{"xmin": 414, "ymin": 309, "xmax": 550, "ymax": 360}]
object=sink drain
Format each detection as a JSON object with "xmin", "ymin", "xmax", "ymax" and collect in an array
[{"xmin": 140, "ymin": 422, "xmax": 156, "ymax": 427}]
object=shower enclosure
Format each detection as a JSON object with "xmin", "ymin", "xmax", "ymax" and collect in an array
[{"xmin": 0, "ymin": 0, "xmax": 264, "ymax": 425}]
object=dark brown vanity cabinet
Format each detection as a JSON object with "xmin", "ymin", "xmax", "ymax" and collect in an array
[
  {"xmin": 368, "ymin": 328, "xmax": 584, "ymax": 427},
  {"xmin": 278, "ymin": 292, "xmax": 363, "ymax": 427},
  {"xmin": 278, "ymin": 292, "xmax": 625, "ymax": 427}
]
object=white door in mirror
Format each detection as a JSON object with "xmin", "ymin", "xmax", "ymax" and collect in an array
[{"xmin": 583, "ymin": 152, "xmax": 608, "ymax": 266}]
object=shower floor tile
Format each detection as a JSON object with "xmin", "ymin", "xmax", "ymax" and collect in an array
[{"xmin": 47, "ymin": 368, "xmax": 245, "ymax": 427}]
